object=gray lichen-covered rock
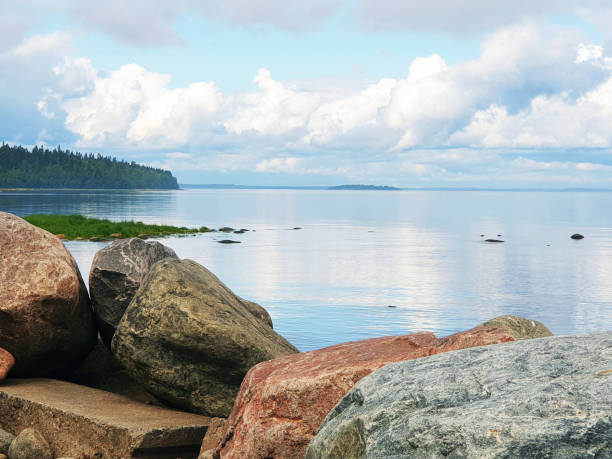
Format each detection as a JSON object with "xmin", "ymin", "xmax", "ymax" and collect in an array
[
  {"xmin": 8, "ymin": 428, "xmax": 52, "ymax": 459},
  {"xmin": 112, "ymin": 258, "xmax": 298, "ymax": 417},
  {"xmin": 89, "ymin": 238, "xmax": 178, "ymax": 348},
  {"xmin": 306, "ymin": 332, "xmax": 612, "ymax": 459}
]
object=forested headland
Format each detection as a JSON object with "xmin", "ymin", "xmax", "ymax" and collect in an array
[{"xmin": 0, "ymin": 144, "xmax": 178, "ymax": 189}]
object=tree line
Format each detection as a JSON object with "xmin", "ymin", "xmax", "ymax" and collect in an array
[{"xmin": 0, "ymin": 144, "xmax": 179, "ymax": 189}]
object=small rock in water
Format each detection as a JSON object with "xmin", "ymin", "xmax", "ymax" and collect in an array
[
  {"xmin": 218, "ymin": 239, "xmax": 241, "ymax": 244},
  {"xmin": 485, "ymin": 239, "xmax": 504, "ymax": 243},
  {"xmin": 571, "ymin": 233, "xmax": 584, "ymax": 240},
  {"xmin": 219, "ymin": 227, "xmax": 235, "ymax": 233}
]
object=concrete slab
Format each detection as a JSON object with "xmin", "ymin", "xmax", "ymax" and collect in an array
[{"xmin": 0, "ymin": 378, "xmax": 213, "ymax": 458}]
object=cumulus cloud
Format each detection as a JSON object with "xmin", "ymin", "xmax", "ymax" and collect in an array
[
  {"xmin": 59, "ymin": 64, "xmax": 222, "ymax": 147},
  {"xmin": 47, "ymin": 23, "xmax": 612, "ymax": 157},
  {"xmin": 224, "ymin": 69, "xmax": 320, "ymax": 137}
]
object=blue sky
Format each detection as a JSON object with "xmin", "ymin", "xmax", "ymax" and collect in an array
[{"xmin": 3, "ymin": 1, "xmax": 612, "ymax": 187}]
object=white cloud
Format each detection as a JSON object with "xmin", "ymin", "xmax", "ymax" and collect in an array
[
  {"xmin": 451, "ymin": 75, "xmax": 612, "ymax": 148},
  {"xmin": 305, "ymin": 78, "xmax": 396, "ymax": 145},
  {"xmin": 224, "ymin": 68, "xmax": 319, "ymax": 137},
  {"xmin": 255, "ymin": 157, "xmax": 300, "ymax": 172},
  {"xmin": 7, "ymin": 31, "xmax": 73, "ymax": 58},
  {"xmin": 59, "ymin": 63, "xmax": 222, "ymax": 147}
]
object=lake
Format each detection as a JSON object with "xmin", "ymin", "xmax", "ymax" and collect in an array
[{"xmin": 1, "ymin": 188, "xmax": 611, "ymax": 351}]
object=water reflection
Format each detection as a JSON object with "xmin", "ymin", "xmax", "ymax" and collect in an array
[{"xmin": 3, "ymin": 189, "xmax": 612, "ymax": 351}]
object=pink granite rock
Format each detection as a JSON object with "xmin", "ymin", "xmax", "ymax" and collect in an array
[
  {"xmin": 0, "ymin": 347, "xmax": 15, "ymax": 379},
  {"xmin": 0, "ymin": 212, "xmax": 96, "ymax": 377},
  {"xmin": 214, "ymin": 324, "xmax": 532, "ymax": 459}
]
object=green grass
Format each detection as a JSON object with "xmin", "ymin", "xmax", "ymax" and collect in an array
[{"xmin": 24, "ymin": 214, "xmax": 211, "ymax": 240}]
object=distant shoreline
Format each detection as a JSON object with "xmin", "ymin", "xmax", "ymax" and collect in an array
[{"xmin": 3, "ymin": 185, "xmax": 612, "ymax": 193}]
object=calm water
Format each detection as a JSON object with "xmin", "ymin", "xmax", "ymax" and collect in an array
[{"xmin": 2, "ymin": 188, "xmax": 611, "ymax": 351}]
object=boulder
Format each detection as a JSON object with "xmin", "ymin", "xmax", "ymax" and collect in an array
[
  {"xmin": 0, "ymin": 348, "xmax": 15, "ymax": 380},
  {"xmin": 89, "ymin": 237, "xmax": 178, "ymax": 348},
  {"xmin": 213, "ymin": 317, "xmax": 551, "ymax": 459},
  {"xmin": 7, "ymin": 428, "xmax": 52, "ymax": 459},
  {"xmin": 0, "ymin": 212, "xmax": 96, "ymax": 377},
  {"xmin": 0, "ymin": 429, "xmax": 15, "ymax": 454},
  {"xmin": 112, "ymin": 258, "xmax": 298, "ymax": 417},
  {"xmin": 306, "ymin": 332, "xmax": 612, "ymax": 459}
]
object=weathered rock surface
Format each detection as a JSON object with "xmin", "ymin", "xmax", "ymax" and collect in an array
[
  {"xmin": 241, "ymin": 299, "xmax": 273, "ymax": 328},
  {"xmin": 112, "ymin": 258, "xmax": 298, "ymax": 417},
  {"xmin": 7, "ymin": 428, "xmax": 52, "ymax": 459},
  {"xmin": 0, "ymin": 429, "xmax": 15, "ymax": 455},
  {"xmin": 89, "ymin": 237, "xmax": 178, "ymax": 348},
  {"xmin": 0, "ymin": 348, "xmax": 15, "ymax": 380},
  {"xmin": 0, "ymin": 378, "xmax": 212, "ymax": 458},
  {"xmin": 0, "ymin": 212, "xmax": 96, "ymax": 377},
  {"xmin": 306, "ymin": 332, "xmax": 612, "ymax": 459},
  {"xmin": 214, "ymin": 318, "xmax": 550, "ymax": 459}
]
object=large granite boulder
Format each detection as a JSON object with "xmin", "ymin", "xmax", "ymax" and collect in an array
[
  {"xmin": 111, "ymin": 258, "xmax": 298, "ymax": 417},
  {"xmin": 306, "ymin": 332, "xmax": 612, "ymax": 458},
  {"xmin": 211, "ymin": 317, "xmax": 551, "ymax": 459},
  {"xmin": 0, "ymin": 212, "xmax": 96, "ymax": 377},
  {"xmin": 89, "ymin": 238, "xmax": 178, "ymax": 348}
]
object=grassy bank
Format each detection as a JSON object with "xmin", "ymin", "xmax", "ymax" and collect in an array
[{"xmin": 25, "ymin": 214, "xmax": 211, "ymax": 240}]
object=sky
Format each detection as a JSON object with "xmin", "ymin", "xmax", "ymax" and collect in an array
[{"xmin": 2, "ymin": 1, "xmax": 612, "ymax": 187}]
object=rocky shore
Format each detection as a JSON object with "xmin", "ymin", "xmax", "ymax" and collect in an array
[{"xmin": 0, "ymin": 211, "xmax": 610, "ymax": 458}]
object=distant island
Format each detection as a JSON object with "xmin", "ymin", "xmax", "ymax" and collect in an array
[
  {"xmin": 327, "ymin": 184, "xmax": 400, "ymax": 191},
  {"xmin": 0, "ymin": 144, "xmax": 178, "ymax": 189}
]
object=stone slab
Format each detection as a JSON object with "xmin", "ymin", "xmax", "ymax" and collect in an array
[{"xmin": 0, "ymin": 378, "xmax": 213, "ymax": 458}]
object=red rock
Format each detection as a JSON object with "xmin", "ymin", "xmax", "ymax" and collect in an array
[
  {"xmin": 0, "ymin": 347, "xmax": 15, "ymax": 379},
  {"xmin": 0, "ymin": 212, "xmax": 96, "ymax": 377},
  {"xmin": 214, "ymin": 325, "xmax": 521, "ymax": 459}
]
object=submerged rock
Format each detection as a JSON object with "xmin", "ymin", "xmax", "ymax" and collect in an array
[
  {"xmin": 213, "ymin": 318, "xmax": 550, "ymax": 459},
  {"xmin": 112, "ymin": 258, "xmax": 297, "ymax": 417},
  {"xmin": 0, "ymin": 212, "xmax": 96, "ymax": 377},
  {"xmin": 306, "ymin": 332, "xmax": 612, "ymax": 459},
  {"xmin": 89, "ymin": 238, "xmax": 178, "ymax": 348}
]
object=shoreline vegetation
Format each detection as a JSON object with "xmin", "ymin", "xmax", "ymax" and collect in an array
[{"xmin": 24, "ymin": 214, "xmax": 211, "ymax": 240}]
